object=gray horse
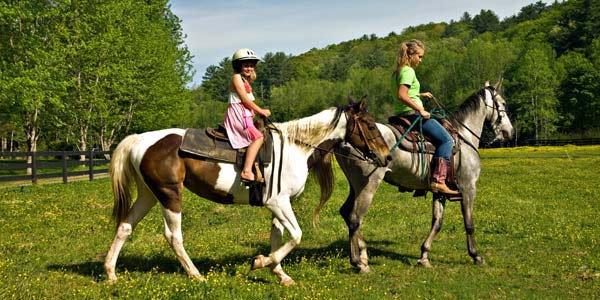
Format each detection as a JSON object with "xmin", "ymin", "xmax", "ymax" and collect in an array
[{"xmin": 314, "ymin": 81, "xmax": 514, "ymax": 273}]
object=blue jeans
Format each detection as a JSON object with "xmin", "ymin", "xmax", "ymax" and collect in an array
[{"xmin": 405, "ymin": 112, "xmax": 454, "ymax": 162}]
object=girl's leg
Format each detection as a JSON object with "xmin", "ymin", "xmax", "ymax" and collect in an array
[
  {"xmin": 241, "ymin": 136, "xmax": 264, "ymax": 181},
  {"xmin": 421, "ymin": 119, "xmax": 458, "ymax": 194},
  {"xmin": 421, "ymin": 119, "xmax": 453, "ymax": 162}
]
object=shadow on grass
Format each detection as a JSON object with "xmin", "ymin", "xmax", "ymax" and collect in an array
[{"xmin": 47, "ymin": 239, "xmax": 417, "ymax": 282}]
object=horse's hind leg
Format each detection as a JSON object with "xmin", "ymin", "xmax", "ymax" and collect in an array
[
  {"xmin": 417, "ymin": 194, "xmax": 446, "ymax": 268},
  {"xmin": 105, "ymin": 186, "xmax": 157, "ymax": 283},
  {"xmin": 161, "ymin": 207, "xmax": 205, "ymax": 282}
]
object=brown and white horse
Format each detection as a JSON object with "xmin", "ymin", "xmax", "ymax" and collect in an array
[{"xmin": 104, "ymin": 99, "xmax": 390, "ymax": 285}]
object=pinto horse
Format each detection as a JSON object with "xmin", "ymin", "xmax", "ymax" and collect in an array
[
  {"xmin": 104, "ymin": 98, "xmax": 390, "ymax": 285},
  {"xmin": 314, "ymin": 81, "xmax": 514, "ymax": 272}
]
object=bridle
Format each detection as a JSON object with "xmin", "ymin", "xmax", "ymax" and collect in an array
[
  {"xmin": 343, "ymin": 107, "xmax": 387, "ymax": 166},
  {"xmin": 452, "ymin": 86, "xmax": 507, "ymax": 149}
]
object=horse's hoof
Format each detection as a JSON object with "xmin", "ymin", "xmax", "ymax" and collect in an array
[
  {"xmin": 251, "ymin": 255, "xmax": 266, "ymax": 270},
  {"xmin": 280, "ymin": 276, "xmax": 295, "ymax": 286},
  {"xmin": 358, "ymin": 264, "xmax": 372, "ymax": 274},
  {"xmin": 417, "ymin": 258, "xmax": 432, "ymax": 268},
  {"xmin": 106, "ymin": 276, "xmax": 117, "ymax": 285},
  {"xmin": 191, "ymin": 274, "xmax": 207, "ymax": 283},
  {"xmin": 474, "ymin": 256, "xmax": 485, "ymax": 265}
]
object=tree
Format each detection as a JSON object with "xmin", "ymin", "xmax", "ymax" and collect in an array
[
  {"xmin": 556, "ymin": 52, "xmax": 600, "ymax": 133},
  {"xmin": 472, "ymin": 9, "xmax": 500, "ymax": 34},
  {"xmin": 508, "ymin": 43, "xmax": 559, "ymax": 141},
  {"xmin": 255, "ymin": 52, "xmax": 296, "ymax": 99},
  {"xmin": 0, "ymin": 0, "xmax": 65, "ymax": 171}
]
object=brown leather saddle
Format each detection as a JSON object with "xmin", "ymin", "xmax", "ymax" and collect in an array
[
  {"xmin": 387, "ymin": 115, "xmax": 462, "ymax": 201},
  {"xmin": 387, "ymin": 115, "xmax": 459, "ymax": 155},
  {"xmin": 179, "ymin": 121, "xmax": 272, "ymax": 166}
]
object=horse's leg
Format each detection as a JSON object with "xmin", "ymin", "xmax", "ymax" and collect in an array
[
  {"xmin": 263, "ymin": 217, "xmax": 295, "ymax": 286},
  {"xmin": 339, "ymin": 167, "xmax": 384, "ymax": 273},
  {"xmin": 161, "ymin": 207, "xmax": 206, "ymax": 282},
  {"xmin": 417, "ymin": 193, "xmax": 446, "ymax": 268},
  {"xmin": 461, "ymin": 188, "xmax": 484, "ymax": 265},
  {"xmin": 105, "ymin": 185, "xmax": 157, "ymax": 283},
  {"xmin": 250, "ymin": 195, "xmax": 300, "ymax": 286}
]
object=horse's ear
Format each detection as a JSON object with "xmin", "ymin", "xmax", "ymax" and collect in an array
[
  {"xmin": 359, "ymin": 96, "xmax": 368, "ymax": 110},
  {"xmin": 485, "ymin": 81, "xmax": 490, "ymax": 87},
  {"xmin": 347, "ymin": 95, "xmax": 356, "ymax": 105},
  {"xmin": 494, "ymin": 77, "xmax": 504, "ymax": 90}
]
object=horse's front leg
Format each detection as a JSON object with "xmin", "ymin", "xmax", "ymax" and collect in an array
[
  {"xmin": 339, "ymin": 169, "xmax": 384, "ymax": 273},
  {"xmin": 461, "ymin": 190, "xmax": 484, "ymax": 265},
  {"xmin": 418, "ymin": 194, "xmax": 446, "ymax": 268},
  {"xmin": 250, "ymin": 195, "xmax": 299, "ymax": 286},
  {"xmin": 340, "ymin": 188, "xmax": 372, "ymax": 273}
]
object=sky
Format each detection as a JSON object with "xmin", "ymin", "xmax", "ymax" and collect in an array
[{"xmin": 169, "ymin": 0, "xmax": 545, "ymax": 86}]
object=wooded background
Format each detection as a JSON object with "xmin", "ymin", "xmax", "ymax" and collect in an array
[{"xmin": 2, "ymin": 0, "xmax": 599, "ymax": 152}]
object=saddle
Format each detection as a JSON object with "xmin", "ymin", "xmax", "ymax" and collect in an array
[
  {"xmin": 179, "ymin": 121, "xmax": 272, "ymax": 166},
  {"xmin": 179, "ymin": 120, "xmax": 273, "ymax": 207},
  {"xmin": 387, "ymin": 115, "xmax": 462, "ymax": 201}
]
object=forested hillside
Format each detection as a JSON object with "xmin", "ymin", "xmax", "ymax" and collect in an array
[
  {"xmin": 198, "ymin": 0, "xmax": 600, "ymax": 145},
  {"xmin": 2, "ymin": 0, "xmax": 599, "ymax": 152}
]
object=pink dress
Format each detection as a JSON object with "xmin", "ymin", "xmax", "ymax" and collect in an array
[{"xmin": 224, "ymin": 80, "xmax": 263, "ymax": 149}]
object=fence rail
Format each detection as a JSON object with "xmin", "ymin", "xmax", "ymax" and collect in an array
[
  {"xmin": 522, "ymin": 138, "xmax": 600, "ymax": 146},
  {"xmin": 0, "ymin": 150, "xmax": 111, "ymax": 184}
]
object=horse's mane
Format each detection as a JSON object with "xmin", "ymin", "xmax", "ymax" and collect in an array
[
  {"xmin": 275, "ymin": 107, "xmax": 343, "ymax": 151},
  {"xmin": 451, "ymin": 88, "xmax": 486, "ymax": 124}
]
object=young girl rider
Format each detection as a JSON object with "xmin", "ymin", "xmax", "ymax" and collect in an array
[{"xmin": 224, "ymin": 48, "xmax": 271, "ymax": 183}]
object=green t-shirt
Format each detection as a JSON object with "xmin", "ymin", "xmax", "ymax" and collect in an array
[{"xmin": 391, "ymin": 66, "xmax": 422, "ymax": 115}]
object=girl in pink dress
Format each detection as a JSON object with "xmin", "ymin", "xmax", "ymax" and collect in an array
[{"xmin": 224, "ymin": 48, "xmax": 271, "ymax": 183}]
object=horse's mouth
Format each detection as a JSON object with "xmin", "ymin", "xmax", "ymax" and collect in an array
[{"xmin": 502, "ymin": 129, "xmax": 513, "ymax": 140}]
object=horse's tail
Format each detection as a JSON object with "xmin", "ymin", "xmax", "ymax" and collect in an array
[
  {"xmin": 310, "ymin": 151, "xmax": 335, "ymax": 228},
  {"xmin": 109, "ymin": 134, "xmax": 141, "ymax": 230}
]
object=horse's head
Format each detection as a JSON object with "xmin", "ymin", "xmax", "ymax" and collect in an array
[
  {"xmin": 485, "ymin": 80, "xmax": 514, "ymax": 142},
  {"xmin": 344, "ymin": 96, "xmax": 390, "ymax": 167}
]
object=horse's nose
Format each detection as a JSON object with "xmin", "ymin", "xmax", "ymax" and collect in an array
[{"xmin": 386, "ymin": 154, "xmax": 393, "ymax": 162}]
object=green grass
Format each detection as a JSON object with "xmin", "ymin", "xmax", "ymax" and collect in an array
[{"xmin": 1, "ymin": 146, "xmax": 599, "ymax": 299}]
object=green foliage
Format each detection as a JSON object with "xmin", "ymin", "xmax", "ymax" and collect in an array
[
  {"xmin": 0, "ymin": 0, "xmax": 193, "ymax": 152},
  {"xmin": 0, "ymin": 146, "xmax": 599, "ymax": 298},
  {"xmin": 506, "ymin": 42, "xmax": 559, "ymax": 140}
]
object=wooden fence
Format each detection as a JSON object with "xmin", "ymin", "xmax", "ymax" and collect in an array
[{"xmin": 0, "ymin": 150, "xmax": 111, "ymax": 184}]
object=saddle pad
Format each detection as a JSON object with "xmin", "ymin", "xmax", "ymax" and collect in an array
[{"xmin": 179, "ymin": 128, "xmax": 273, "ymax": 165}]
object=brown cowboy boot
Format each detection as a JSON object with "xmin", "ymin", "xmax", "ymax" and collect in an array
[{"xmin": 430, "ymin": 157, "xmax": 459, "ymax": 195}]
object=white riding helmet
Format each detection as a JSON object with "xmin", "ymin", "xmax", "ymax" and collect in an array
[{"xmin": 232, "ymin": 48, "xmax": 260, "ymax": 63}]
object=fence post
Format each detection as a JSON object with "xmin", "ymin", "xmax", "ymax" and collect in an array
[
  {"xmin": 62, "ymin": 152, "xmax": 68, "ymax": 184},
  {"xmin": 31, "ymin": 151, "xmax": 38, "ymax": 184},
  {"xmin": 89, "ymin": 149, "xmax": 94, "ymax": 181}
]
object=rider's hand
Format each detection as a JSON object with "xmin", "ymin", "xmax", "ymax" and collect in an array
[
  {"xmin": 420, "ymin": 92, "xmax": 433, "ymax": 99},
  {"xmin": 419, "ymin": 109, "xmax": 431, "ymax": 120},
  {"xmin": 261, "ymin": 109, "xmax": 271, "ymax": 118}
]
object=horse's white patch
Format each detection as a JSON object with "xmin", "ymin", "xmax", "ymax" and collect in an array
[{"xmin": 214, "ymin": 163, "xmax": 250, "ymax": 204}]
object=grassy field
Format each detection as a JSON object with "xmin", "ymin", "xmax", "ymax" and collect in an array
[{"xmin": 1, "ymin": 146, "xmax": 599, "ymax": 299}]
